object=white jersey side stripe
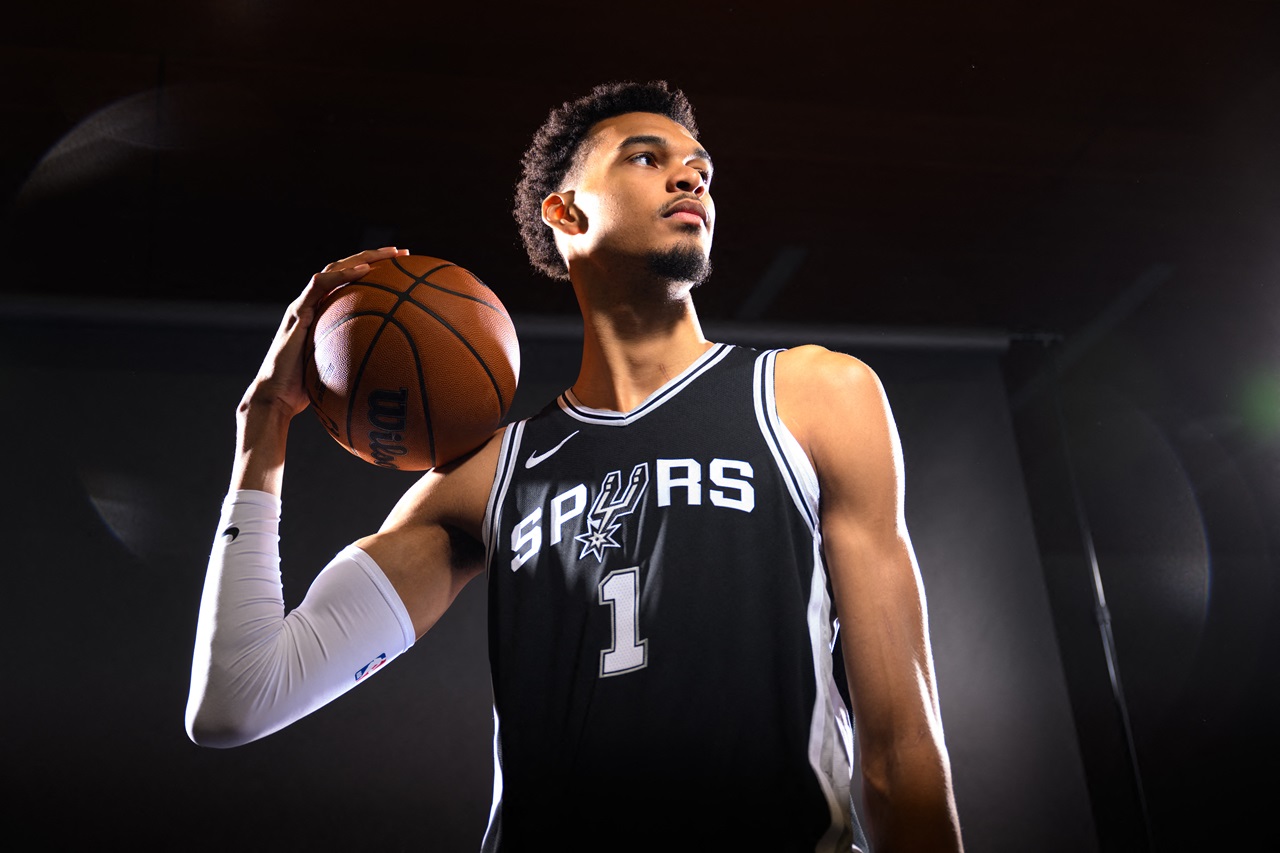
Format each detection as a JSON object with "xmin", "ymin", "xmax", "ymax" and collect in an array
[
  {"xmin": 808, "ymin": 537, "xmax": 855, "ymax": 852},
  {"xmin": 753, "ymin": 349, "xmax": 854, "ymax": 851},
  {"xmin": 481, "ymin": 705, "xmax": 504, "ymax": 851},
  {"xmin": 483, "ymin": 421, "xmax": 525, "ymax": 568},
  {"xmin": 752, "ymin": 350, "xmax": 819, "ymax": 533},
  {"xmin": 482, "ymin": 428, "xmax": 520, "ymax": 848}
]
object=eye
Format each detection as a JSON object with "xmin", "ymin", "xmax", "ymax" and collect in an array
[{"xmin": 630, "ymin": 152, "xmax": 658, "ymax": 166}]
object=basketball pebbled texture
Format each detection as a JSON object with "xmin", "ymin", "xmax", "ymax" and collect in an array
[{"xmin": 304, "ymin": 254, "xmax": 520, "ymax": 471}]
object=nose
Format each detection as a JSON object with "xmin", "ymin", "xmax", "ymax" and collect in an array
[{"xmin": 671, "ymin": 163, "xmax": 707, "ymax": 196}]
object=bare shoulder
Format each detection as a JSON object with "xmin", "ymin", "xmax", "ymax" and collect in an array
[
  {"xmin": 377, "ymin": 427, "xmax": 507, "ymax": 541},
  {"xmin": 776, "ymin": 344, "xmax": 881, "ymax": 395},
  {"xmin": 774, "ymin": 345, "xmax": 893, "ymax": 463}
]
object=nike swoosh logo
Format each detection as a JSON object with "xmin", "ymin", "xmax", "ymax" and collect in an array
[
  {"xmin": 222, "ymin": 526, "xmax": 240, "ymax": 542},
  {"xmin": 525, "ymin": 430, "xmax": 580, "ymax": 469}
]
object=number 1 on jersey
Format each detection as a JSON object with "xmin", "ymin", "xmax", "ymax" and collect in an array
[{"xmin": 598, "ymin": 568, "xmax": 647, "ymax": 677}]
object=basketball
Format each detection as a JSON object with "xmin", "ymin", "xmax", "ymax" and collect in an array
[{"xmin": 303, "ymin": 254, "xmax": 520, "ymax": 470}]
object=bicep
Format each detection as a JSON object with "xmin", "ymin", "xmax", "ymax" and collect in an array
[
  {"xmin": 823, "ymin": 496, "xmax": 939, "ymax": 746},
  {"xmin": 355, "ymin": 431, "xmax": 500, "ymax": 639},
  {"xmin": 355, "ymin": 522, "xmax": 483, "ymax": 641}
]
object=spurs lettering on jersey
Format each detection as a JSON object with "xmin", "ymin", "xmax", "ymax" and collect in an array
[{"xmin": 509, "ymin": 456, "xmax": 755, "ymax": 572}]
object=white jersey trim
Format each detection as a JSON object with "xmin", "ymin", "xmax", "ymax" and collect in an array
[
  {"xmin": 752, "ymin": 350, "xmax": 820, "ymax": 533},
  {"xmin": 482, "ymin": 705, "xmax": 504, "ymax": 848},
  {"xmin": 808, "ymin": 537, "xmax": 856, "ymax": 851},
  {"xmin": 754, "ymin": 348, "xmax": 855, "ymax": 852},
  {"xmin": 558, "ymin": 342, "xmax": 733, "ymax": 426},
  {"xmin": 482, "ymin": 422, "xmax": 524, "ymax": 568},
  {"xmin": 482, "ymin": 437, "xmax": 516, "ymax": 851}
]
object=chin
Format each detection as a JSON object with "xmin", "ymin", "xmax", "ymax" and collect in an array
[{"xmin": 646, "ymin": 244, "xmax": 712, "ymax": 286}]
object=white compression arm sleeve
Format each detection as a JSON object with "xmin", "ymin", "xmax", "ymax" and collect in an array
[{"xmin": 185, "ymin": 489, "xmax": 416, "ymax": 748}]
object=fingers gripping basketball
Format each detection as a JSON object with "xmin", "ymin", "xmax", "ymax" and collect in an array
[{"xmin": 304, "ymin": 255, "xmax": 521, "ymax": 470}]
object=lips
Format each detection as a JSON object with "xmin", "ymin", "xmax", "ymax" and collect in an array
[{"xmin": 663, "ymin": 199, "xmax": 708, "ymax": 226}]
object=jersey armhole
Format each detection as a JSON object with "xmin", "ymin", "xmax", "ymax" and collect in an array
[
  {"xmin": 481, "ymin": 422, "xmax": 525, "ymax": 568},
  {"xmin": 752, "ymin": 349, "xmax": 821, "ymax": 533}
]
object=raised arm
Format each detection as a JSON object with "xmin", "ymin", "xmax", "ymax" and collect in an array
[
  {"xmin": 776, "ymin": 346, "xmax": 963, "ymax": 853},
  {"xmin": 185, "ymin": 248, "xmax": 494, "ymax": 747},
  {"xmin": 229, "ymin": 247, "xmax": 409, "ymax": 496}
]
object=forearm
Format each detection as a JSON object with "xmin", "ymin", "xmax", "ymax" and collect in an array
[
  {"xmin": 861, "ymin": 737, "xmax": 963, "ymax": 852},
  {"xmin": 229, "ymin": 393, "xmax": 293, "ymax": 495}
]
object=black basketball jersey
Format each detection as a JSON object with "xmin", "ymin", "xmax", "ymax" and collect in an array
[{"xmin": 480, "ymin": 344, "xmax": 863, "ymax": 852}]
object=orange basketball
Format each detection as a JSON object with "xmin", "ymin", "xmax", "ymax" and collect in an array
[{"xmin": 304, "ymin": 254, "xmax": 520, "ymax": 470}]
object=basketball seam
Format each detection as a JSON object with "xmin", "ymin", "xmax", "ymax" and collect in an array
[
  {"xmin": 346, "ymin": 310, "xmax": 391, "ymax": 461},
  {"xmin": 417, "ymin": 304, "xmax": 509, "ymax": 415},
  {"xmin": 340, "ymin": 310, "xmax": 437, "ymax": 468},
  {"xmin": 321, "ymin": 282, "xmax": 510, "ymax": 414},
  {"xmin": 344, "ymin": 278, "xmax": 507, "ymax": 319},
  {"xmin": 389, "ymin": 277, "xmax": 510, "ymax": 417},
  {"xmin": 391, "ymin": 257, "xmax": 505, "ymax": 312},
  {"xmin": 313, "ymin": 281, "xmax": 506, "ymax": 342}
]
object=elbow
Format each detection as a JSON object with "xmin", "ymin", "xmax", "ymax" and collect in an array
[
  {"xmin": 859, "ymin": 730, "xmax": 961, "ymax": 842},
  {"xmin": 186, "ymin": 718, "xmax": 249, "ymax": 750},
  {"xmin": 859, "ymin": 721, "xmax": 954, "ymax": 806},
  {"xmin": 186, "ymin": 641, "xmax": 284, "ymax": 748},
  {"xmin": 185, "ymin": 688, "xmax": 268, "ymax": 749},
  {"xmin": 185, "ymin": 705, "xmax": 257, "ymax": 749}
]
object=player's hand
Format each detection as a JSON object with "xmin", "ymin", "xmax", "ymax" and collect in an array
[{"xmin": 240, "ymin": 247, "xmax": 410, "ymax": 421}]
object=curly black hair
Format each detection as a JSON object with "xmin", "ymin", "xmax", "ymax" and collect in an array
[{"xmin": 513, "ymin": 81, "xmax": 699, "ymax": 280}]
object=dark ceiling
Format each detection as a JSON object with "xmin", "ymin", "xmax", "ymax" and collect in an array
[{"xmin": 2, "ymin": 1, "xmax": 1278, "ymax": 340}]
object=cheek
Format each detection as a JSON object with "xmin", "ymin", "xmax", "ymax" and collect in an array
[{"xmin": 595, "ymin": 194, "xmax": 641, "ymax": 231}]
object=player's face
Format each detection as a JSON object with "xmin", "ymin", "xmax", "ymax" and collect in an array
[{"xmin": 565, "ymin": 112, "xmax": 715, "ymax": 279}]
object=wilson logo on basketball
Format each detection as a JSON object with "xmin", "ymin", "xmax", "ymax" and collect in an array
[{"xmin": 367, "ymin": 388, "xmax": 409, "ymax": 468}]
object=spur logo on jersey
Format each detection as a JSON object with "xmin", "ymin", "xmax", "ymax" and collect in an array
[
  {"xmin": 508, "ymin": 457, "xmax": 755, "ymax": 571},
  {"xmin": 574, "ymin": 464, "xmax": 649, "ymax": 561}
]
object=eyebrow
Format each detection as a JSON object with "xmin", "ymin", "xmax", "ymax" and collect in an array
[{"xmin": 617, "ymin": 134, "xmax": 714, "ymax": 169}]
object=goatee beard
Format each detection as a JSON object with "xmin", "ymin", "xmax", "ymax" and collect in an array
[{"xmin": 645, "ymin": 244, "xmax": 712, "ymax": 286}]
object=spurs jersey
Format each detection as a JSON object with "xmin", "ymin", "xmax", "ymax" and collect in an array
[{"xmin": 480, "ymin": 344, "xmax": 864, "ymax": 852}]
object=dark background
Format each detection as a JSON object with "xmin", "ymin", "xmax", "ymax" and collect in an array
[{"xmin": 3, "ymin": 1, "xmax": 1278, "ymax": 850}]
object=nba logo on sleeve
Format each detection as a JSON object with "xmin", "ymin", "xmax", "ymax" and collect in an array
[{"xmin": 354, "ymin": 653, "xmax": 388, "ymax": 682}]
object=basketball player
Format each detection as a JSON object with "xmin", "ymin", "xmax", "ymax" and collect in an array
[{"xmin": 187, "ymin": 81, "xmax": 964, "ymax": 851}]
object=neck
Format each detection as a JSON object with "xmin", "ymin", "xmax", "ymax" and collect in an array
[{"xmin": 568, "ymin": 264, "xmax": 713, "ymax": 413}]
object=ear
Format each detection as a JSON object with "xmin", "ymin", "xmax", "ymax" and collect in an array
[{"xmin": 541, "ymin": 191, "xmax": 584, "ymax": 236}]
